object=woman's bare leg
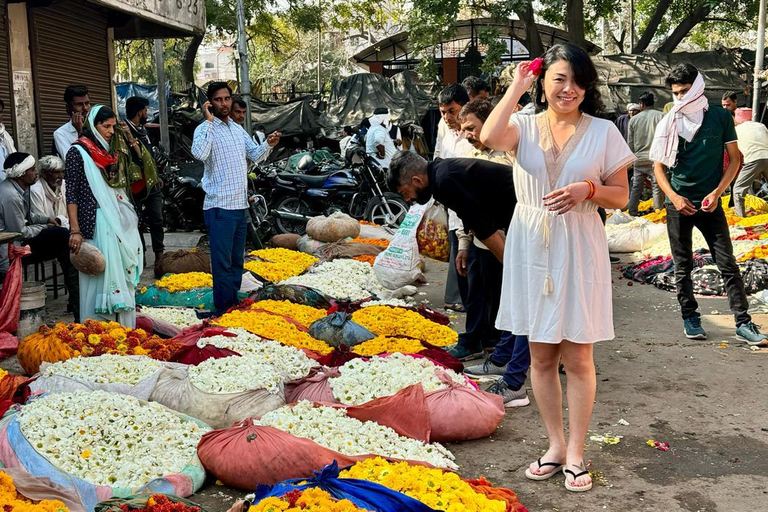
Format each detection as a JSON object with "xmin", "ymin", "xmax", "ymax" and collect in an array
[
  {"xmin": 527, "ymin": 342, "xmax": 566, "ymax": 476},
  {"xmin": 560, "ymin": 340, "xmax": 596, "ymax": 487}
]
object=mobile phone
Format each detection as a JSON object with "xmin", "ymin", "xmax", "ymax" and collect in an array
[{"xmin": 242, "ymin": 500, "xmax": 252, "ymax": 512}]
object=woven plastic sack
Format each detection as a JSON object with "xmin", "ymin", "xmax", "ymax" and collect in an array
[
  {"xmin": 2, "ymin": 467, "xmax": 87, "ymax": 512},
  {"xmin": 374, "ymin": 200, "xmax": 431, "ymax": 289},
  {"xmin": 149, "ymin": 365, "xmax": 285, "ymax": 429},
  {"xmin": 250, "ymin": 284, "xmax": 333, "ymax": 309},
  {"xmin": 606, "ymin": 218, "xmax": 667, "ymax": 253},
  {"xmin": 96, "ymin": 494, "xmax": 209, "ymax": 512},
  {"xmin": 416, "ymin": 202, "xmax": 449, "ymax": 262},
  {"xmin": 136, "ymin": 286, "xmax": 248, "ymax": 310},
  {"xmin": 28, "ymin": 357, "xmax": 167, "ymax": 401},
  {"xmin": 308, "ymin": 312, "xmax": 376, "ymax": 348},
  {"xmin": 0, "ymin": 402, "xmax": 208, "ymax": 511},
  {"xmin": 0, "ymin": 374, "xmax": 29, "ymax": 402},
  {"xmin": 0, "ymin": 331, "xmax": 19, "ymax": 360},
  {"xmin": 170, "ymin": 344, "xmax": 240, "ymax": 365},
  {"xmin": 270, "ymin": 234, "xmax": 301, "ymax": 251},
  {"xmin": 307, "ymin": 212, "xmax": 361, "ymax": 243},
  {"xmin": 296, "ymin": 235, "xmax": 329, "ymax": 256},
  {"xmin": 197, "ymin": 416, "xmax": 442, "ymax": 490},
  {"xmin": 69, "ymin": 242, "xmax": 106, "ymax": 275},
  {"xmin": 251, "ymin": 461, "xmax": 437, "ymax": 512},
  {"xmin": 285, "ymin": 367, "xmax": 339, "ymax": 403},
  {"xmin": 135, "ymin": 314, "xmax": 183, "ymax": 338},
  {"xmin": 155, "ymin": 249, "xmax": 211, "ymax": 275},
  {"xmin": 0, "ymin": 245, "xmax": 30, "ymax": 334}
]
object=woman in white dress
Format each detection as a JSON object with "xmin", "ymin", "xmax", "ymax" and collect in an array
[{"xmin": 480, "ymin": 44, "xmax": 635, "ymax": 492}]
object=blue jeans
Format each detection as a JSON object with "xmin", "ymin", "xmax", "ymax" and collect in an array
[
  {"xmin": 491, "ymin": 333, "xmax": 531, "ymax": 390},
  {"xmin": 204, "ymin": 208, "xmax": 247, "ymax": 314}
]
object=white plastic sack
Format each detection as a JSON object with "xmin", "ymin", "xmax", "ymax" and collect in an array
[
  {"xmin": 29, "ymin": 358, "xmax": 168, "ymax": 401},
  {"xmin": 359, "ymin": 224, "xmax": 396, "ymax": 240},
  {"xmin": 149, "ymin": 365, "xmax": 286, "ymax": 429},
  {"xmin": 373, "ymin": 199, "xmax": 432, "ymax": 289},
  {"xmin": 606, "ymin": 218, "xmax": 667, "ymax": 253},
  {"xmin": 606, "ymin": 210, "xmax": 634, "ymax": 225}
]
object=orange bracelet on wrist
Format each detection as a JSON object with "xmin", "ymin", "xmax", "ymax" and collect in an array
[{"xmin": 584, "ymin": 179, "xmax": 596, "ymax": 200}]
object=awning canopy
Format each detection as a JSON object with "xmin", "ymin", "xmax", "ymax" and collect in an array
[
  {"xmin": 88, "ymin": 0, "xmax": 206, "ymax": 38},
  {"xmin": 352, "ymin": 18, "xmax": 600, "ymax": 66}
]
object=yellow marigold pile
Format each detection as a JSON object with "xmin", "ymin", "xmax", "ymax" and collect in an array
[
  {"xmin": 250, "ymin": 488, "xmax": 371, "ymax": 512},
  {"xmin": 351, "ymin": 306, "xmax": 458, "ymax": 347},
  {"xmin": 251, "ymin": 300, "xmax": 327, "ymax": 327},
  {"xmin": 642, "ymin": 209, "xmax": 667, "ymax": 224},
  {"xmin": 736, "ymin": 213, "xmax": 768, "ymax": 228},
  {"xmin": 340, "ymin": 458, "xmax": 506, "ymax": 512},
  {"xmin": 352, "ymin": 254, "xmax": 377, "ymax": 265},
  {"xmin": 0, "ymin": 368, "xmax": 7, "ymax": 379},
  {"xmin": 213, "ymin": 309, "xmax": 333, "ymax": 354},
  {"xmin": 738, "ymin": 244, "xmax": 768, "ymax": 261},
  {"xmin": 246, "ymin": 248, "xmax": 318, "ymax": 283},
  {"xmin": 351, "ymin": 336, "xmax": 426, "ymax": 356},
  {"xmin": 155, "ymin": 272, "xmax": 213, "ymax": 293},
  {"xmin": 0, "ymin": 471, "xmax": 70, "ymax": 512},
  {"xmin": 16, "ymin": 320, "xmax": 181, "ymax": 375}
]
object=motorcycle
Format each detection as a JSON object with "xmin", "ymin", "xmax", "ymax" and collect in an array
[{"xmin": 267, "ymin": 146, "xmax": 409, "ymax": 235}]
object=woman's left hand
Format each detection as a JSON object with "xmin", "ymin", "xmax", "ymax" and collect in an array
[{"xmin": 543, "ymin": 182, "xmax": 591, "ymax": 214}]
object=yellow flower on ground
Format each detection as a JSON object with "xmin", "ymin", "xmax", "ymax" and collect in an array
[
  {"xmin": 155, "ymin": 272, "xmax": 213, "ymax": 293},
  {"xmin": 352, "ymin": 306, "xmax": 458, "ymax": 347},
  {"xmin": 251, "ymin": 300, "xmax": 327, "ymax": 327},
  {"xmin": 352, "ymin": 336, "xmax": 426, "ymax": 356},
  {"xmin": 340, "ymin": 458, "xmax": 505, "ymax": 512},
  {"xmin": 249, "ymin": 487, "xmax": 371, "ymax": 511},
  {"xmin": 0, "ymin": 471, "xmax": 71, "ymax": 511},
  {"xmin": 246, "ymin": 248, "xmax": 319, "ymax": 282},
  {"xmin": 214, "ymin": 309, "xmax": 333, "ymax": 354}
]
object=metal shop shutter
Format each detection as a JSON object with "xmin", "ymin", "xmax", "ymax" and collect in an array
[
  {"xmin": 29, "ymin": 0, "xmax": 112, "ymax": 155},
  {"xmin": 0, "ymin": 0, "xmax": 14, "ymax": 140}
]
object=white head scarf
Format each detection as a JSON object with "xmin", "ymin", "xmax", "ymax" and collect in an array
[
  {"xmin": 5, "ymin": 154, "xmax": 35, "ymax": 179},
  {"xmin": 649, "ymin": 73, "xmax": 709, "ymax": 167},
  {"xmin": 88, "ymin": 105, "xmax": 111, "ymax": 150}
]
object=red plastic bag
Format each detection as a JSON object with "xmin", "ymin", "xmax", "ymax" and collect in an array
[
  {"xmin": 171, "ymin": 325, "xmax": 234, "ymax": 346},
  {"xmin": 285, "ymin": 367, "xmax": 339, "ymax": 403},
  {"xmin": 424, "ymin": 371, "xmax": 504, "ymax": 442},
  {"xmin": 135, "ymin": 314, "xmax": 183, "ymax": 338},
  {"xmin": 171, "ymin": 344, "xmax": 240, "ymax": 365},
  {"xmin": 0, "ymin": 245, "xmax": 31, "ymax": 334}
]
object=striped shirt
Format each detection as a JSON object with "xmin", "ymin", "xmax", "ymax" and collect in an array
[{"xmin": 191, "ymin": 117, "xmax": 271, "ymax": 210}]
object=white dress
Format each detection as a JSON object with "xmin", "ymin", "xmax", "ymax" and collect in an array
[{"xmin": 496, "ymin": 113, "xmax": 635, "ymax": 343}]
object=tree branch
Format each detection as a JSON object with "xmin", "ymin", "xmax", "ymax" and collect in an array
[{"xmin": 702, "ymin": 17, "xmax": 750, "ymax": 28}]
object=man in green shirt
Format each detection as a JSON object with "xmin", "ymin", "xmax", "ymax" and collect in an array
[{"xmin": 652, "ymin": 63, "xmax": 766, "ymax": 345}]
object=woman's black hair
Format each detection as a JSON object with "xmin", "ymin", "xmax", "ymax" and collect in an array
[
  {"xmin": 534, "ymin": 43, "xmax": 604, "ymax": 116},
  {"xmin": 93, "ymin": 106, "xmax": 116, "ymax": 125}
]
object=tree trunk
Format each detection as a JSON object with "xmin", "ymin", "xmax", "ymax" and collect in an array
[
  {"xmin": 566, "ymin": 0, "xmax": 586, "ymax": 48},
  {"xmin": 657, "ymin": 1, "xmax": 716, "ymax": 53},
  {"xmin": 182, "ymin": 33, "xmax": 205, "ymax": 86},
  {"xmin": 633, "ymin": 0, "xmax": 673, "ymax": 53},
  {"xmin": 514, "ymin": 0, "xmax": 544, "ymax": 57}
]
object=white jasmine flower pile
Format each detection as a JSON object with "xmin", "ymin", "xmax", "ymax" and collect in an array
[
  {"xmin": 257, "ymin": 401, "xmax": 457, "ymax": 469},
  {"xmin": 197, "ymin": 328, "xmax": 318, "ymax": 380},
  {"xmin": 281, "ymin": 259, "xmax": 386, "ymax": 301},
  {"xmin": 18, "ymin": 390, "xmax": 208, "ymax": 489},
  {"xmin": 360, "ymin": 298, "xmax": 411, "ymax": 308},
  {"xmin": 329, "ymin": 353, "xmax": 469, "ymax": 405},
  {"xmin": 41, "ymin": 355, "xmax": 161, "ymax": 385},
  {"xmin": 187, "ymin": 355, "xmax": 286, "ymax": 394},
  {"xmin": 138, "ymin": 306, "xmax": 201, "ymax": 328}
]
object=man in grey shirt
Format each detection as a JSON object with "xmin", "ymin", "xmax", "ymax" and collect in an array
[{"xmin": 627, "ymin": 92, "xmax": 665, "ymax": 215}]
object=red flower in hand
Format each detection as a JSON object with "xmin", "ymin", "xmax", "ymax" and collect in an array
[{"xmin": 529, "ymin": 57, "xmax": 544, "ymax": 76}]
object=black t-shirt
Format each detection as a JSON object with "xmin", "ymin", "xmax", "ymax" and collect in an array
[{"xmin": 428, "ymin": 158, "xmax": 516, "ymax": 240}]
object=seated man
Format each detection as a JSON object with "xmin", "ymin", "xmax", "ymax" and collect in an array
[
  {"xmin": 0, "ymin": 153, "xmax": 78, "ymax": 320},
  {"xmin": 30, "ymin": 155, "xmax": 69, "ymax": 229}
]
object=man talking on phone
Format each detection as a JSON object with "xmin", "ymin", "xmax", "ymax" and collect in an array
[
  {"xmin": 191, "ymin": 82, "xmax": 281, "ymax": 314},
  {"xmin": 53, "ymin": 85, "xmax": 91, "ymax": 158}
]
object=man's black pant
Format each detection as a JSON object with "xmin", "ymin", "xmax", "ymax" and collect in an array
[
  {"xmin": 136, "ymin": 184, "xmax": 165, "ymax": 254},
  {"xmin": 24, "ymin": 226, "xmax": 80, "ymax": 321},
  {"xmin": 666, "ymin": 203, "xmax": 750, "ymax": 326},
  {"xmin": 457, "ymin": 244, "xmax": 503, "ymax": 350}
]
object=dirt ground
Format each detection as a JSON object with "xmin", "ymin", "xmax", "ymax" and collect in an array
[{"xmin": 4, "ymin": 233, "xmax": 768, "ymax": 512}]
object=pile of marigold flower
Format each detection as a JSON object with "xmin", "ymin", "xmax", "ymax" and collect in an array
[
  {"xmin": 17, "ymin": 320, "xmax": 181, "ymax": 374},
  {"xmin": 213, "ymin": 309, "xmax": 333, "ymax": 354},
  {"xmin": 154, "ymin": 272, "xmax": 213, "ymax": 293},
  {"xmin": 114, "ymin": 494, "xmax": 202, "ymax": 512},
  {"xmin": 738, "ymin": 244, "xmax": 768, "ymax": 261},
  {"xmin": 0, "ymin": 471, "xmax": 70, "ymax": 512},
  {"xmin": 250, "ymin": 300, "xmax": 327, "ymax": 327},
  {"xmin": 351, "ymin": 336, "xmax": 426, "ymax": 356},
  {"xmin": 250, "ymin": 488, "xmax": 372, "ymax": 512},
  {"xmin": 245, "ymin": 248, "xmax": 318, "ymax": 283},
  {"xmin": 340, "ymin": 458, "xmax": 506, "ymax": 512},
  {"xmin": 351, "ymin": 306, "xmax": 458, "ymax": 347}
]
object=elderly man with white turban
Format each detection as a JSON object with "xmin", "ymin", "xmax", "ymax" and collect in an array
[
  {"xmin": 30, "ymin": 155, "xmax": 69, "ymax": 229},
  {"xmin": 0, "ymin": 152, "xmax": 79, "ymax": 319}
]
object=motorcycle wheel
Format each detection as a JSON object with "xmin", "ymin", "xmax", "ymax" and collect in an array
[
  {"xmin": 274, "ymin": 196, "xmax": 312, "ymax": 235},
  {"xmin": 365, "ymin": 192, "xmax": 409, "ymax": 227}
]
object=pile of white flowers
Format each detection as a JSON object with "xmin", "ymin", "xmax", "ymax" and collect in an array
[
  {"xmin": 18, "ymin": 390, "xmax": 208, "ymax": 489},
  {"xmin": 329, "ymin": 353, "xmax": 469, "ymax": 405},
  {"xmin": 41, "ymin": 355, "xmax": 161, "ymax": 385},
  {"xmin": 187, "ymin": 355, "xmax": 286, "ymax": 394},
  {"xmin": 360, "ymin": 298, "xmax": 411, "ymax": 308},
  {"xmin": 258, "ymin": 401, "xmax": 457, "ymax": 469},
  {"xmin": 138, "ymin": 306, "xmax": 201, "ymax": 328},
  {"xmin": 197, "ymin": 328, "xmax": 317, "ymax": 380},
  {"xmin": 281, "ymin": 259, "xmax": 386, "ymax": 301}
]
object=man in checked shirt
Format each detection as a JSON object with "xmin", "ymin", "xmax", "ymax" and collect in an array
[{"xmin": 192, "ymin": 82, "xmax": 281, "ymax": 314}]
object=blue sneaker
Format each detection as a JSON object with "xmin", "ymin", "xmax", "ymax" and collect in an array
[
  {"xmin": 447, "ymin": 344, "xmax": 484, "ymax": 361},
  {"xmin": 683, "ymin": 316, "xmax": 707, "ymax": 340},
  {"xmin": 736, "ymin": 322, "xmax": 768, "ymax": 346}
]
